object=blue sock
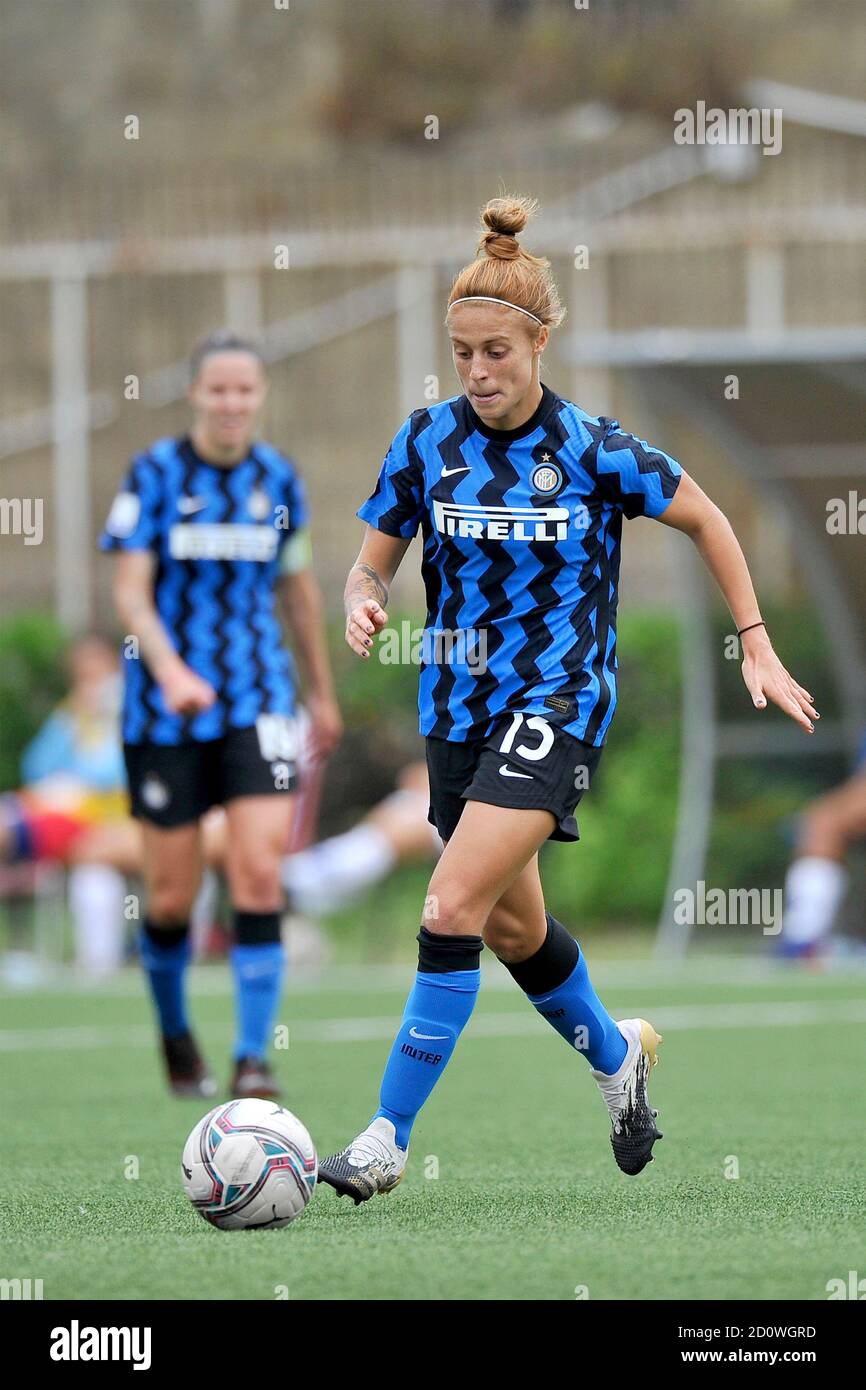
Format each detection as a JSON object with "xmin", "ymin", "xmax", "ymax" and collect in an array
[
  {"xmin": 373, "ymin": 929, "xmax": 483, "ymax": 1149},
  {"xmin": 505, "ymin": 914, "xmax": 627, "ymax": 1074},
  {"xmin": 139, "ymin": 920, "xmax": 190, "ymax": 1040},
  {"xmin": 230, "ymin": 941, "xmax": 286, "ymax": 1062},
  {"xmin": 527, "ymin": 955, "xmax": 627, "ymax": 1073}
]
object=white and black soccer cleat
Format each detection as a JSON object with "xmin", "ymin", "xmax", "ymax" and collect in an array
[
  {"xmin": 317, "ymin": 1117, "xmax": 408, "ymax": 1205},
  {"xmin": 591, "ymin": 1018, "xmax": 663, "ymax": 1176}
]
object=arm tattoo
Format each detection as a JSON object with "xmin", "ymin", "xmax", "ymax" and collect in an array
[{"xmin": 345, "ymin": 563, "xmax": 388, "ymax": 616}]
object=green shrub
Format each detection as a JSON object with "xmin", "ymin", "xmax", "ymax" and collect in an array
[{"xmin": 0, "ymin": 613, "xmax": 68, "ymax": 790}]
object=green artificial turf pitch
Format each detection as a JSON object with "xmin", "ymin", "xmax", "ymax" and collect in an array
[{"xmin": 1, "ymin": 961, "xmax": 864, "ymax": 1301}]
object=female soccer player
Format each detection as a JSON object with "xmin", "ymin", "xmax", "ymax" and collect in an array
[
  {"xmin": 101, "ymin": 332, "xmax": 342, "ymax": 1099},
  {"xmin": 318, "ymin": 196, "xmax": 818, "ymax": 1201}
]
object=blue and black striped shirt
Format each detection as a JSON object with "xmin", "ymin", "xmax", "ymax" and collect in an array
[
  {"xmin": 357, "ymin": 384, "xmax": 681, "ymax": 747},
  {"xmin": 100, "ymin": 435, "xmax": 308, "ymax": 745}
]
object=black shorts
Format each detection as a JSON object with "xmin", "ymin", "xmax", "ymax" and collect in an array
[
  {"xmin": 425, "ymin": 712, "xmax": 603, "ymax": 844},
  {"xmin": 124, "ymin": 718, "xmax": 300, "ymax": 828}
]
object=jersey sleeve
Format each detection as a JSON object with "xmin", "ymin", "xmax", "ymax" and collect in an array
[
  {"xmin": 356, "ymin": 416, "xmax": 424, "ymax": 539},
  {"xmin": 99, "ymin": 454, "xmax": 162, "ymax": 550},
  {"xmin": 591, "ymin": 419, "xmax": 682, "ymax": 520}
]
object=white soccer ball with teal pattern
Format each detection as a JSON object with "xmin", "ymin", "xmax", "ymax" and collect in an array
[{"xmin": 182, "ymin": 1098, "xmax": 317, "ymax": 1230}]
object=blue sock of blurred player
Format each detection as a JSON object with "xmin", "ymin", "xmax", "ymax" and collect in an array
[
  {"xmin": 139, "ymin": 919, "xmax": 191, "ymax": 1039},
  {"xmin": 373, "ymin": 928, "xmax": 481, "ymax": 1149},
  {"xmin": 230, "ymin": 911, "xmax": 285, "ymax": 1061},
  {"xmin": 503, "ymin": 913, "xmax": 627, "ymax": 1074}
]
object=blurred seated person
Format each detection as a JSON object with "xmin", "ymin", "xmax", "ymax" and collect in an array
[
  {"xmin": 281, "ymin": 761, "xmax": 442, "ymax": 917},
  {"xmin": 779, "ymin": 728, "xmax": 866, "ymax": 959},
  {"xmin": 0, "ymin": 634, "xmax": 140, "ymax": 976}
]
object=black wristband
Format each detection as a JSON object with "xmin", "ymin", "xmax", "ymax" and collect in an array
[{"xmin": 737, "ymin": 620, "xmax": 766, "ymax": 639}]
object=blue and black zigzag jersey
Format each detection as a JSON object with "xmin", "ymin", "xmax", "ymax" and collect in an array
[
  {"xmin": 100, "ymin": 436, "xmax": 308, "ymax": 745},
  {"xmin": 357, "ymin": 384, "xmax": 681, "ymax": 747}
]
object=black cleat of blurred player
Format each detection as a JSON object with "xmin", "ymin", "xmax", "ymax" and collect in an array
[
  {"xmin": 161, "ymin": 1030, "xmax": 217, "ymax": 1100},
  {"xmin": 230, "ymin": 1055, "xmax": 282, "ymax": 1100}
]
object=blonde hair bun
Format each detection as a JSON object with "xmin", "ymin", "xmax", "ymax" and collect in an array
[{"xmin": 448, "ymin": 193, "xmax": 565, "ymax": 329}]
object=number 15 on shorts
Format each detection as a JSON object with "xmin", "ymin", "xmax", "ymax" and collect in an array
[{"xmin": 498, "ymin": 712, "xmax": 555, "ymax": 762}]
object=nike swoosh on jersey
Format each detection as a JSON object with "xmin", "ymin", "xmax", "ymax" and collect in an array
[
  {"xmin": 440, "ymin": 465, "xmax": 470, "ymax": 477},
  {"xmin": 178, "ymin": 496, "xmax": 207, "ymax": 514},
  {"xmin": 499, "ymin": 764, "xmax": 533, "ymax": 779},
  {"xmin": 408, "ymin": 1026, "xmax": 449, "ymax": 1040}
]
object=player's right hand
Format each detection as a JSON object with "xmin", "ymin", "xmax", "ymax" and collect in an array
[
  {"xmin": 345, "ymin": 599, "xmax": 388, "ymax": 660},
  {"xmin": 160, "ymin": 664, "xmax": 218, "ymax": 715}
]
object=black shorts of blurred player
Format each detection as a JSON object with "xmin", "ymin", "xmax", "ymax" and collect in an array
[{"xmin": 124, "ymin": 725, "xmax": 298, "ymax": 828}]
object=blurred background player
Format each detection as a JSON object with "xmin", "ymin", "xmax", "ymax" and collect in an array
[
  {"xmin": 319, "ymin": 194, "xmax": 819, "ymax": 1204},
  {"xmin": 99, "ymin": 331, "xmax": 342, "ymax": 1100},
  {"xmin": 779, "ymin": 731, "xmax": 866, "ymax": 960}
]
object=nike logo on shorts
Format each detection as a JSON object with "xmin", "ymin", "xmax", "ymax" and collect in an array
[
  {"xmin": 408, "ymin": 1026, "xmax": 448, "ymax": 1040},
  {"xmin": 499, "ymin": 764, "xmax": 533, "ymax": 779}
]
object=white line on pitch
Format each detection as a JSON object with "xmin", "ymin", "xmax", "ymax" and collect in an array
[
  {"xmin": 2, "ymin": 998, "xmax": 866, "ymax": 1051},
  {"xmin": 4, "ymin": 955, "xmax": 865, "ymax": 998}
]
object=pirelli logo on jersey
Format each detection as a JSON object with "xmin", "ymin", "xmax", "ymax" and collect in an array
[
  {"xmin": 168, "ymin": 523, "xmax": 279, "ymax": 562},
  {"xmin": 432, "ymin": 499, "xmax": 569, "ymax": 543}
]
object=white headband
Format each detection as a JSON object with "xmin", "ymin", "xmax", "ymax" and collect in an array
[{"xmin": 448, "ymin": 296, "xmax": 544, "ymax": 326}]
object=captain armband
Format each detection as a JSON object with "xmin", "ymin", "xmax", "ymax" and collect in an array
[{"xmin": 279, "ymin": 527, "xmax": 313, "ymax": 576}]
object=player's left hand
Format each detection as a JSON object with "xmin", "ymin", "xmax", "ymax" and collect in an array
[
  {"xmin": 305, "ymin": 692, "xmax": 344, "ymax": 759},
  {"xmin": 740, "ymin": 629, "xmax": 819, "ymax": 733}
]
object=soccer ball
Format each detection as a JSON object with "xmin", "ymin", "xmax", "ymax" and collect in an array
[{"xmin": 182, "ymin": 1098, "xmax": 318, "ymax": 1230}]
